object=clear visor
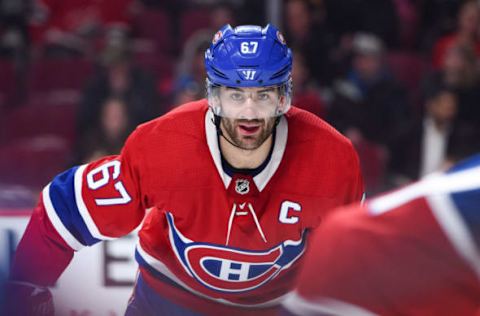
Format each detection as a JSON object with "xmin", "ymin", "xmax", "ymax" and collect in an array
[{"xmin": 207, "ymin": 79, "xmax": 292, "ymax": 119}]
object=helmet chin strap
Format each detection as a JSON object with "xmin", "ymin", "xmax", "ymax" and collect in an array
[{"xmin": 212, "ymin": 113, "xmax": 280, "ymax": 150}]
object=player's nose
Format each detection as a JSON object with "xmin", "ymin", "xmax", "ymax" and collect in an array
[{"xmin": 239, "ymin": 98, "xmax": 261, "ymax": 120}]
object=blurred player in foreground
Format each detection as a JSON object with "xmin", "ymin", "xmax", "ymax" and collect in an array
[
  {"xmin": 282, "ymin": 153, "xmax": 480, "ymax": 316},
  {"xmin": 5, "ymin": 24, "xmax": 363, "ymax": 315}
]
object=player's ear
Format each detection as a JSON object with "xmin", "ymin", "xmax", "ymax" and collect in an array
[{"xmin": 277, "ymin": 95, "xmax": 287, "ymax": 112}]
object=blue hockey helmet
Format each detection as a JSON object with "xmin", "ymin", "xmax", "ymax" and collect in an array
[{"xmin": 205, "ymin": 24, "xmax": 293, "ymax": 118}]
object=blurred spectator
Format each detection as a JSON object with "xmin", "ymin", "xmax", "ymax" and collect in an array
[
  {"xmin": 423, "ymin": 43, "xmax": 480, "ymax": 126},
  {"xmin": 291, "ymin": 49, "xmax": 326, "ymax": 118},
  {"xmin": 0, "ymin": 0, "xmax": 29, "ymax": 58},
  {"xmin": 389, "ymin": 87, "xmax": 458, "ymax": 185},
  {"xmin": 180, "ymin": 1, "xmax": 235, "ymax": 47},
  {"xmin": 431, "ymin": 0, "xmax": 480, "ymax": 69},
  {"xmin": 445, "ymin": 123, "xmax": 480, "ymax": 167},
  {"xmin": 78, "ymin": 97, "xmax": 130, "ymax": 163},
  {"xmin": 417, "ymin": 0, "xmax": 459, "ymax": 53},
  {"xmin": 173, "ymin": 2, "xmax": 235, "ymax": 107},
  {"xmin": 328, "ymin": 33, "xmax": 410, "ymax": 146},
  {"xmin": 75, "ymin": 32, "xmax": 159, "ymax": 163},
  {"xmin": 393, "ymin": 0, "xmax": 420, "ymax": 50},
  {"xmin": 185, "ymin": 0, "xmax": 261, "ymax": 25},
  {"xmin": 173, "ymin": 33, "xmax": 211, "ymax": 107},
  {"xmin": 29, "ymin": 0, "xmax": 135, "ymax": 58},
  {"xmin": 324, "ymin": 0, "xmax": 399, "ymax": 48},
  {"xmin": 283, "ymin": 0, "xmax": 334, "ymax": 85},
  {"xmin": 209, "ymin": 2, "xmax": 235, "ymax": 31}
]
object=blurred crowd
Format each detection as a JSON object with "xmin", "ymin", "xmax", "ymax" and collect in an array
[{"xmin": 1, "ymin": 0, "xmax": 480, "ymax": 206}]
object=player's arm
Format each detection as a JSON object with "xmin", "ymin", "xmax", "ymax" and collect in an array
[
  {"xmin": 7, "ymin": 130, "xmax": 147, "ymax": 314},
  {"xmin": 282, "ymin": 204, "xmax": 380, "ymax": 316}
]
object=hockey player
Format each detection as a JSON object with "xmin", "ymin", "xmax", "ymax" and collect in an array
[
  {"xmin": 6, "ymin": 24, "xmax": 364, "ymax": 315},
  {"xmin": 282, "ymin": 154, "xmax": 480, "ymax": 316}
]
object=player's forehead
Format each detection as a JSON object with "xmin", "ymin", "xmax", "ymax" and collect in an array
[{"xmin": 219, "ymin": 86, "xmax": 278, "ymax": 94}]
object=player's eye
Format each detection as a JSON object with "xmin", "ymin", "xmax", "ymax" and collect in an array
[
  {"xmin": 257, "ymin": 93, "xmax": 270, "ymax": 101},
  {"xmin": 230, "ymin": 93, "xmax": 245, "ymax": 101}
]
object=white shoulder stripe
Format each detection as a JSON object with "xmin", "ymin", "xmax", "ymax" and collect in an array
[
  {"xmin": 370, "ymin": 166, "xmax": 480, "ymax": 214},
  {"xmin": 427, "ymin": 194, "xmax": 480, "ymax": 280},
  {"xmin": 74, "ymin": 164, "xmax": 115, "ymax": 240},
  {"xmin": 42, "ymin": 184, "xmax": 84, "ymax": 251},
  {"xmin": 282, "ymin": 291, "xmax": 378, "ymax": 316}
]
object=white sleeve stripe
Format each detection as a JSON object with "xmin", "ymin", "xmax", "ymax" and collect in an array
[
  {"xmin": 282, "ymin": 292, "xmax": 378, "ymax": 316},
  {"xmin": 42, "ymin": 184, "xmax": 84, "ymax": 251},
  {"xmin": 370, "ymin": 166, "xmax": 480, "ymax": 214},
  {"xmin": 74, "ymin": 164, "xmax": 115, "ymax": 240},
  {"xmin": 427, "ymin": 194, "xmax": 480, "ymax": 280}
]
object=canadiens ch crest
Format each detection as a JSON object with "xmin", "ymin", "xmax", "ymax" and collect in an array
[
  {"xmin": 165, "ymin": 212, "xmax": 306, "ymax": 293},
  {"xmin": 235, "ymin": 179, "xmax": 250, "ymax": 195}
]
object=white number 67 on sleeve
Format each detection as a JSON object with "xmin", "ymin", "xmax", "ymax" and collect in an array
[{"xmin": 86, "ymin": 160, "xmax": 132, "ymax": 206}]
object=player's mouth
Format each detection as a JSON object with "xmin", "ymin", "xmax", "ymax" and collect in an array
[{"xmin": 238, "ymin": 123, "xmax": 261, "ymax": 136}]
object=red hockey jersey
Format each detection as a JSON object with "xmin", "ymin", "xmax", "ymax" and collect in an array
[
  {"xmin": 283, "ymin": 156, "xmax": 480, "ymax": 316},
  {"xmin": 12, "ymin": 100, "xmax": 363, "ymax": 313}
]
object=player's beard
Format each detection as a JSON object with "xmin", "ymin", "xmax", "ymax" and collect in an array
[{"xmin": 220, "ymin": 117, "xmax": 276, "ymax": 150}]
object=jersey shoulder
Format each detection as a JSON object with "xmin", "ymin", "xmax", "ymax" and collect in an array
[
  {"xmin": 135, "ymin": 99, "xmax": 209, "ymax": 142},
  {"xmin": 286, "ymin": 106, "xmax": 352, "ymax": 149},
  {"xmin": 121, "ymin": 100, "xmax": 214, "ymax": 192},
  {"xmin": 279, "ymin": 106, "xmax": 363, "ymax": 199},
  {"xmin": 124, "ymin": 99, "xmax": 209, "ymax": 160},
  {"xmin": 120, "ymin": 99, "xmax": 209, "ymax": 162}
]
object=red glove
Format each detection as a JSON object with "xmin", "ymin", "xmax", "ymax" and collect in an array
[{"xmin": 5, "ymin": 281, "xmax": 54, "ymax": 316}]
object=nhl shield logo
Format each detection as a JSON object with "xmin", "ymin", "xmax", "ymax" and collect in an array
[{"xmin": 235, "ymin": 179, "xmax": 250, "ymax": 195}]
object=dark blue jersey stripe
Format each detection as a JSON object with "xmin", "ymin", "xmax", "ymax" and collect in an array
[
  {"xmin": 450, "ymin": 188, "xmax": 480, "ymax": 250},
  {"xmin": 49, "ymin": 167, "xmax": 101, "ymax": 246}
]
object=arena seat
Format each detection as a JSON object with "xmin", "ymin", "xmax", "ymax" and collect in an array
[
  {"xmin": 180, "ymin": 9, "xmax": 211, "ymax": 48},
  {"xmin": 355, "ymin": 139, "xmax": 388, "ymax": 194},
  {"xmin": 27, "ymin": 58, "xmax": 94, "ymax": 105},
  {"xmin": 3, "ymin": 103, "xmax": 78, "ymax": 147},
  {"xmin": 386, "ymin": 51, "xmax": 430, "ymax": 114},
  {"xmin": 133, "ymin": 9, "xmax": 173, "ymax": 54},
  {"xmin": 0, "ymin": 136, "xmax": 71, "ymax": 189},
  {"xmin": 0, "ymin": 59, "xmax": 17, "ymax": 107}
]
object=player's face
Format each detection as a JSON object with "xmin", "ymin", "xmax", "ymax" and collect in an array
[{"xmin": 217, "ymin": 86, "xmax": 281, "ymax": 150}]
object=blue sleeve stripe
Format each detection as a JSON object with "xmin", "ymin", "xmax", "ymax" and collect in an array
[
  {"xmin": 48, "ymin": 165, "xmax": 101, "ymax": 246},
  {"xmin": 427, "ymin": 193, "xmax": 480, "ymax": 280},
  {"xmin": 73, "ymin": 164, "xmax": 116, "ymax": 241},
  {"xmin": 451, "ymin": 189, "xmax": 480, "ymax": 251},
  {"xmin": 43, "ymin": 183, "xmax": 84, "ymax": 251}
]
